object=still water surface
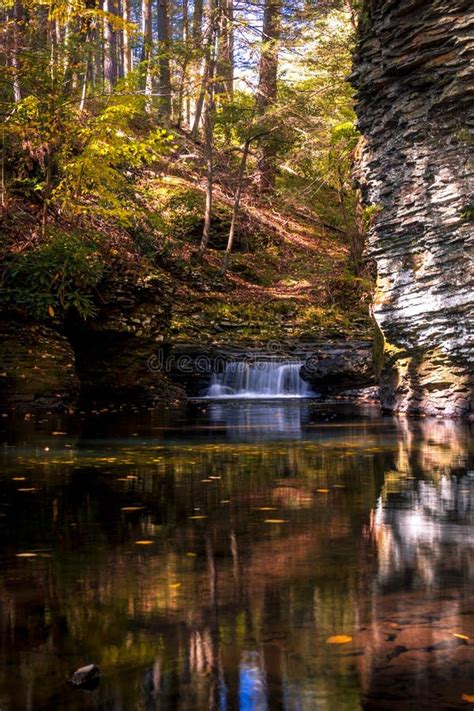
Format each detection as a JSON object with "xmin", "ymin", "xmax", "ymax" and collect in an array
[{"xmin": 0, "ymin": 402, "xmax": 473, "ymax": 710}]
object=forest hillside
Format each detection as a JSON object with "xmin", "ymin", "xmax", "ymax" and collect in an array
[{"xmin": 0, "ymin": 0, "xmax": 371, "ymax": 352}]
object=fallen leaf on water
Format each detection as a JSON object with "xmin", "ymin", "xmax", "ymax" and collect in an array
[
  {"xmin": 256, "ymin": 507, "xmax": 277, "ymax": 511},
  {"xmin": 48, "ymin": 305, "xmax": 55, "ymax": 318},
  {"xmin": 17, "ymin": 488, "xmax": 36, "ymax": 493},
  {"xmin": 186, "ymin": 552, "xmax": 197, "ymax": 557},
  {"xmin": 317, "ymin": 489, "xmax": 330, "ymax": 493},
  {"xmin": 126, "ymin": 476, "xmax": 138, "ymax": 480},
  {"xmin": 462, "ymin": 694, "xmax": 474, "ymax": 703},
  {"xmin": 12, "ymin": 477, "xmax": 26, "ymax": 481},
  {"xmin": 52, "ymin": 432, "xmax": 67, "ymax": 436},
  {"xmin": 201, "ymin": 479, "xmax": 213, "ymax": 483},
  {"xmin": 189, "ymin": 515, "xmax": 207, "ymax": 520},
  {"xmin": 134, "ymin": 540, "xmax": 153, "ymax": 545},
  {"xmin": 121, "ymin": 506, "xmax": 145, "ymax": 512},
  {"xmin": 170, "ymin": 583, "xmax": 181, "ymax": 589},
  {"xmin": 16, "ymin": 552, "xmax": 38, "ymax": 558},
  {"xmin": 264, "ymin": 519, "xmax": 287, "ymax": 524},
  {"xmin": 209, "ymin": 476, "xmax": 221, "ymax": 480},
  {"xmin": 221, "ymin": 500, "xmax": 230, "ymax": 504},
  {"xmin": 453, "ymin": 633, "xmax": 470, "ymax": 641},
  {"xmin": 326, "ymin": 635, "xmax": 353, "ymax": 645}
]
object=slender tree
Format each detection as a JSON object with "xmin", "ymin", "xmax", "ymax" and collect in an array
[
  {"xmin": 256, "ymin": 0, "xmax": 281, "ymax": 193},
  {"xmin": 157, "ymin": 0, "xmax": 172, "ymax": 117},
  {"xmin": 141, "ymin": 0, "xmax": 153, "ymax": 97},
  {"xmin": 122, "ymin": 0, "xmax": 133, "ymax": 75}
]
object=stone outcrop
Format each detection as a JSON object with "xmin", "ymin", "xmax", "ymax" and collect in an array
[
  {"xmin": 352, "ymin": 0, "xmax": 474, "ymax": 417},
  {"xmin": 66, "ymin": 268, "xmax": 185, "ymax": 406},
  {"xmin": 300, "ymin": 341, "xmax": 375, "ymax": 394},
  {"xmin": 166, "ymin": 341, "xmax": 376, "ymax": 397},
  {"xmin": 0, "ymin": 265, "xmax": 186, "ymax": 411},
  {"xmin": 0, "ymin": 319, "xmax": 79, "ymax": 411}
]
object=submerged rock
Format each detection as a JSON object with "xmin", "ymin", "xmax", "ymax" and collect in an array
[
  {"xmin": 67, "ymin": 663, "xmax": 101, "ymax": 691},
  {"xmin": 352, "ymin": 0, "xmax": 474, "ymax": 418}
]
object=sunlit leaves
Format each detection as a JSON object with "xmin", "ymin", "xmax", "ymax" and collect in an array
[{"xmin": 326, "ymin": 635, "xmax": 352, "ymax": 644}]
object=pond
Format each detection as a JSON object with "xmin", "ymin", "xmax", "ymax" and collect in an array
[{"xmin": 0, "ymin": 402, "xmax": 473, "ymax": 710}]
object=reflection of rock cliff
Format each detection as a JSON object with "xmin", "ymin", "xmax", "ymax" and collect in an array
[
  {"xmin": 352, "ymin": 0, "xmax": 474, "ymax": 418},
  {"xmin": 373, "ymin": 418, "xmax": 473, "ymax": 587}
]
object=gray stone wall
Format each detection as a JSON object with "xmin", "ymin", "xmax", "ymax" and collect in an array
[{"xmin": 352, "ymin": 0, "xmax": 474, "ymax": 417}]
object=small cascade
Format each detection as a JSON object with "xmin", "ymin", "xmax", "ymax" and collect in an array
[{"xmin": 205, "ymin": 361, "xmax": 311, "ymax": 399}]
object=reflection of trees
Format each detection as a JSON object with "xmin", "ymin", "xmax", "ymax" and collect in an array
[{"xmin": 0, "ymin": 415, "xmax": 471, "ymax": 708}]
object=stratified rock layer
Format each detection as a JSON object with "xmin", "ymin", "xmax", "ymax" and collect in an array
[
  {"xmin": 0, "ymin": 319, "xmax": 79, "ymax": 411},
  {"xmin": 352, "ymin": 0, "xmax": 474, "ymax": 417}
]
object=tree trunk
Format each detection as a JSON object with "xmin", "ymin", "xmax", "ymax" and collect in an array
[
  {"xmin": 216, "ymin": 0, "xmax": 233, "ymax": 97},
  {"xmin": 198, "ymin": 87, "xmax": 215, "ymax": 257},
  {"xmin": 176, "ymin": 0, "xmax": 189, "ymax": 126},
  {"xmin": 10, "ymin": 0, "xmax": 22, "ymax": 102},
  {"xmin": 191, "ymin": 0, "xmax": 218, "ymax": 139},
  {"xmin": 221, "ymin": 139, "xmax": 250, "ymax": 274},
  {"xmin": 192, "ymin": 0, "xmax": 203, "ymax": 47},
  {"xmin": 141, "ymin": 0, "xmax": 153, "ymax": 98},
  {"xmin": 157, "ymin": 0, "xmax": 172, "ymax": 117},
  {"xmin": 122, "ymin": 0, "xmax": 132, "ymax": 75},
  {"xmin": 256, "ymin": 0, "xmax": 280, "ymax": 193},
  {"xmin": 103, "ymin": 0, "xmax": 115, "ymax": 91}
]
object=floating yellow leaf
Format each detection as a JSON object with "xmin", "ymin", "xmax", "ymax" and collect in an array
[
  {"xmin": 48, "ymin": 305, "xmax": 55, "ymax": 318},
  {"xmin": 189, "ymin": 515, "xmax": 207, "ymax": 520},
  {"xmin": 326, "ymin": 635, "xmax": 352, "ymax": 645},
  {"xmin": 135, "ymin": 540, "xmax": 153, "ymax": 545},
  {"xmin": 186, "ymin": 552, "xmax": 197, "ymax": 557},
  {"xmin": 126, "ymin": 475, "xmax": 138, "ymax": 480},
  {"xmin": 453, "ymin": 633, "xmax": 470, "ymax": 641},
  {"xmin": 257, "ymin": 507, "xmax": 277, "ymax": 511},
  {"xmin": 209, "ymin": 476, "xmax": 221, "ymax": 480},
  {"xmin": 264, "ymin": 519, "xmax": 287, "ymax": 524},
  {"xmin": 170, "ymin": 582, "xmax": 181, "ymax": 589},
  {"xmin": 51, "ymin": 431, "xmax": 67, "ymax": 436},
  {"xmin": 12, "ymin": 477, "xmax": 26, "ymax": 481},
  {"xmin": 201, "ymin": 479, "xmax": 213, "ymax": 483},
  {"xmin": 121, "ymin": 506, "xmax": 145, "ymax": 512},
  {"xmin": 221, "ymin": 500, "xmax": 230, "ymax": 504},
  {"xmin": 462, "ymin": 694, "xmax": 474, "ymax": 703},
  {"xmin": 317, "ymin": 489, "xmax": 330, "ymax": 493},
  {"xmin": 16, "ymin": 552, "xmax": 38, "ymax": 558},
  {"xmin": 17, "ymin": 488, "xmax": 36, "ymax": 493}
]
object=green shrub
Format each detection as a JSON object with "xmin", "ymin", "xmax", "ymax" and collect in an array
[{"xmin": 1, "ymin": 230, "xmax": 104, "ymax": 320}]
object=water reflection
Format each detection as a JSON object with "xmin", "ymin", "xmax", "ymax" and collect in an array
[
  {"xmin": 0, "ymin": 408, "xmax": 472, "ymax": 710},
  {"xmin": 205, "ymin": 401, "xmax": 312, "ymax": 440}
]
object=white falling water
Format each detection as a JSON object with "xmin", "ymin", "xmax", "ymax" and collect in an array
[{"xmin": 205, "ymin": 361, "xmax": 311, "ymax": 399}]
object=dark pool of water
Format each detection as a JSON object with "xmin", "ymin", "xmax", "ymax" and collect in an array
[{"xmin": 0, "ymin": 401, "xmax": 473, "ymax": 710}]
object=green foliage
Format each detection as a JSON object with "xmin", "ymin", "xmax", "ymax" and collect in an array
[
  {"xmin": 362, "ymin": 204, "xmax": 382, "ymax": 230},
  {"xmin": 53, "ymin": 97, "xmax": 174, "ymax": 224},
  {"xmin": 1, "ymin": 230, "xmax": 104, "ymax": 320}
]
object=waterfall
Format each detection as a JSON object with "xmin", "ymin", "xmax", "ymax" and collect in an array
[{"xmin": 205, "ymin": 361, "xmax": 311, "ymax": 399}]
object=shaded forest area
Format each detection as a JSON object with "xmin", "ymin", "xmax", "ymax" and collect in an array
[{"xmin": 0, "ymin": 0, "xmax": 372, "ymax": 345}]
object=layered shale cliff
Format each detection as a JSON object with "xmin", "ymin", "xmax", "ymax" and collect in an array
[{"xmin": 352, "ymin": 0, "xmax": 474, "ymax": 417}]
